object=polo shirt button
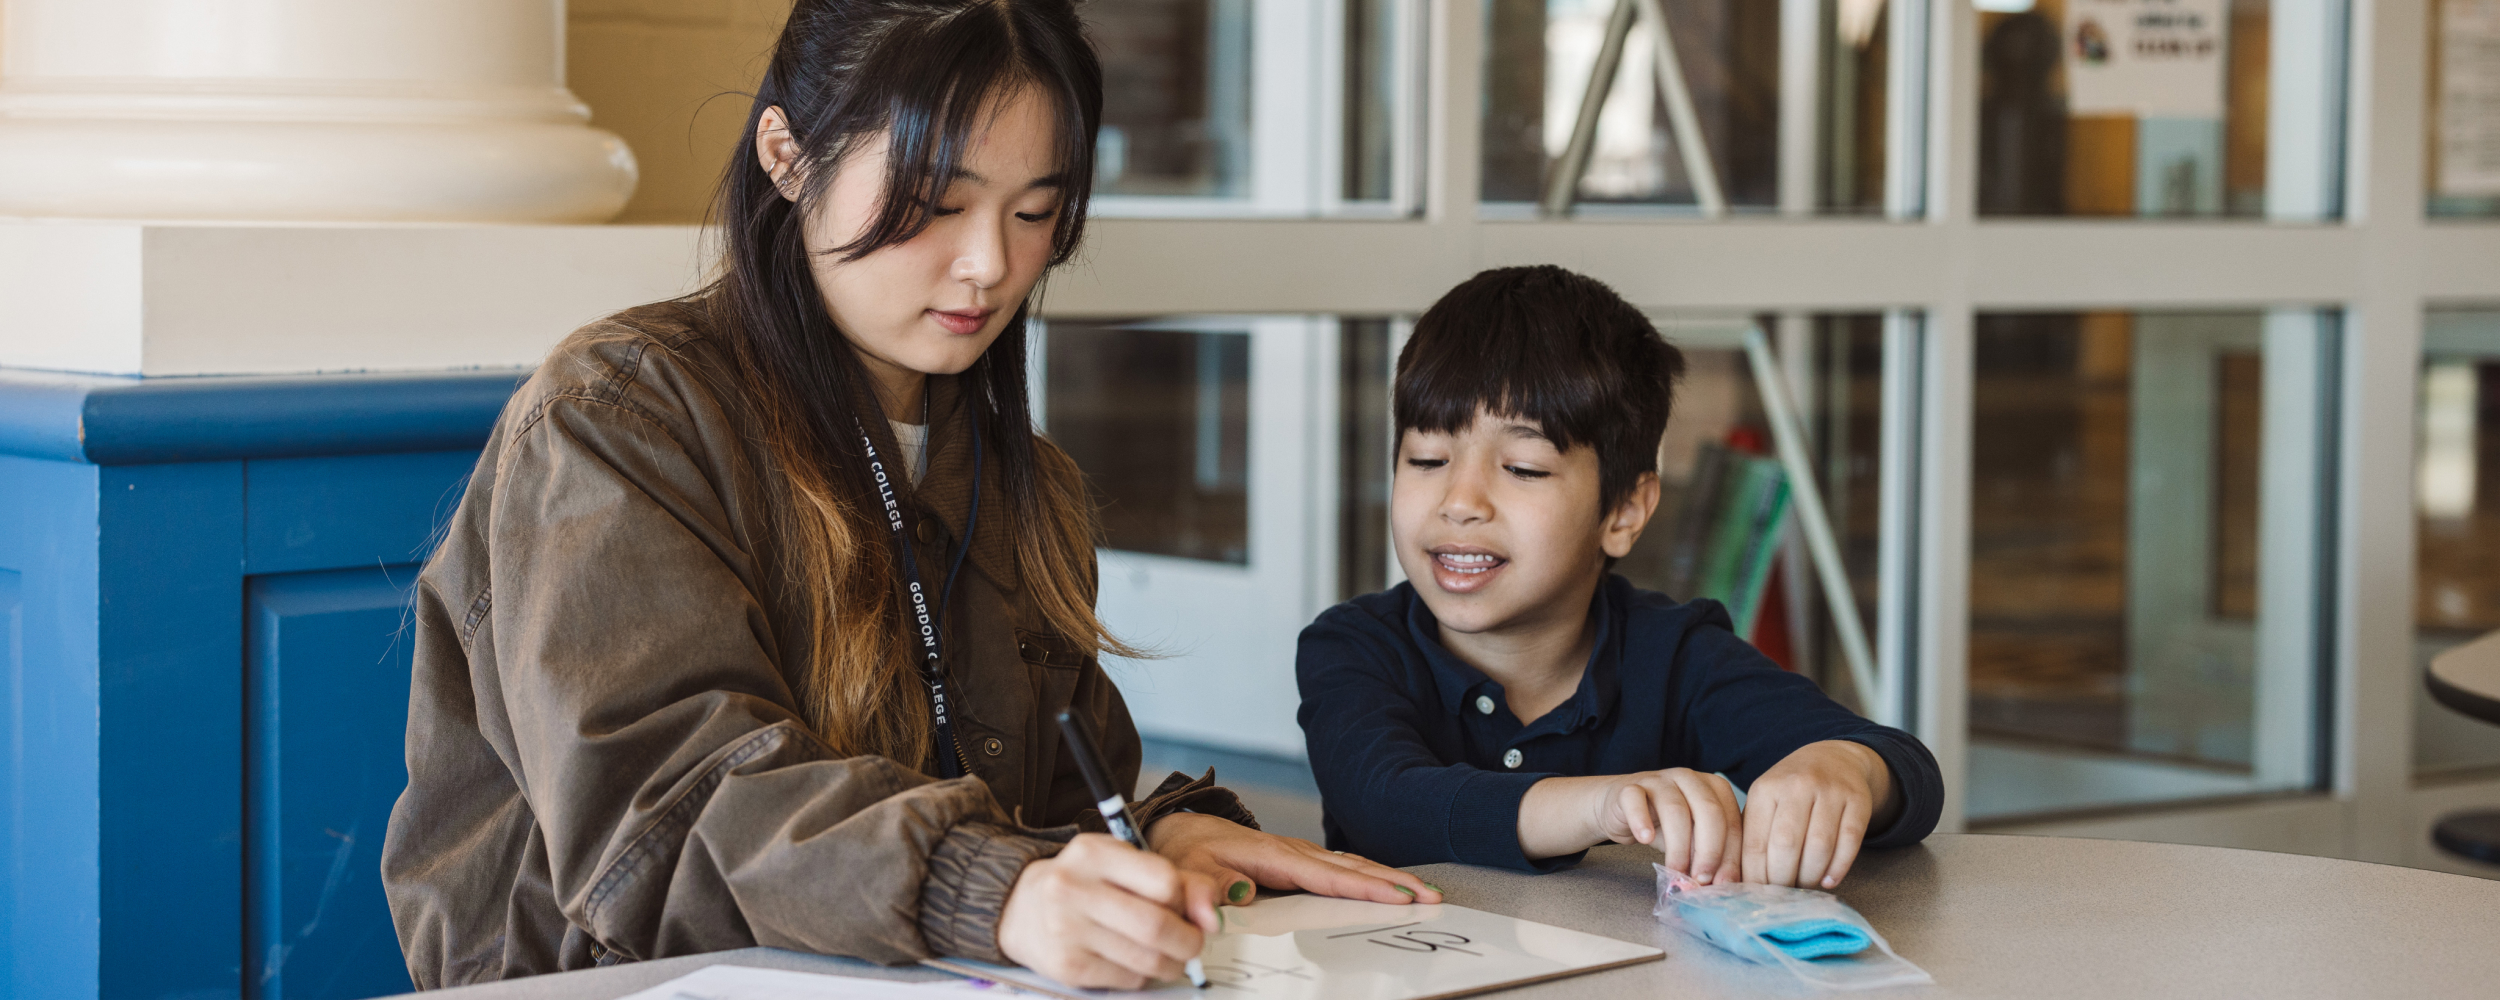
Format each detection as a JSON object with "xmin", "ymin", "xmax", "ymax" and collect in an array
[
  {"xmin": 983, "ymin": 737, "xmax": 1005, "ymax": 756},
  {"xmin": 1474, "ymin": 695, "xmax": 1496, "ymax": 715},
  {"xmin": 1502, "ymin": 748, "xmax": 1523, "ymax": 769}
]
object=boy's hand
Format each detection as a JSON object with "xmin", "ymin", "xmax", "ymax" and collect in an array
[
  {"xmin": 1598, "ymin": 769, "xmax": 1745, "ymax": 883},
  {"xmin": 1519, "ymin": 770, "xmax": 1742, "ymax": 881},
  {"xmin": 1741, "ymin": 740, "xmax": 1896, "ymax": 890}
]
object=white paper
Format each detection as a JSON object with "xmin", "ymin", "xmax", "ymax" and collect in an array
[
  {"xmin": 2064, "ymin": 0, "xmax": 2231, "ymax": 119},
  {"xmin": 2441, "ymin": 0, "xmax": 2500, "ymax": 195},
  {"xmin": 613, "ymin": 965, "xmax": 992, "ymax": 1000},
  {"xmin": 928, "ymin": 896, "xmax": 1662, "ymax": 1000}
]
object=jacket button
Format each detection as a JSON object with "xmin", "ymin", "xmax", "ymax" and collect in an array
[
  {"xmin": 983, "ymin": 737, "xmax": 1005, "ymax": 756},
  {"xmin": 1474, "ymin": 695, "xmax": 1496, "ymax": 715},
  {"xmin": 915, "ymin": 519, "xmax": 941, "ymax": 545},
  {"xmin": 1502, "ymin": 748, "xmax": 1524, "ymax": 769}
]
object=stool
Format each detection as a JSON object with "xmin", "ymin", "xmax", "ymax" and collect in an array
[{"xmin": 2427, "ymin": 640, "xmax": 2500, "ymax": 866}]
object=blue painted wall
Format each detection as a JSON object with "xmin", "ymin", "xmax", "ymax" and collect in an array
[{"xmin": 0, "ymin": 368, "xmax": 523, "ymax": 1000}]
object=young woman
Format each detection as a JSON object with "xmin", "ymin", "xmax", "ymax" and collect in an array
[{"xmin": 380, "ymin": 0, "xmax": 1437, "ymax": 989}]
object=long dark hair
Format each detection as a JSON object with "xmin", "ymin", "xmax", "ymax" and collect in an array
[{"xmin": 706, "ymin": 0, "xmax": 1119, "ymax": 767}]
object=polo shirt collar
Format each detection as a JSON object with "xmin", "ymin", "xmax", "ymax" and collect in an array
[{"xmin": 1403, "ymin": 576, "xmax": 1624, "ymax": 728}]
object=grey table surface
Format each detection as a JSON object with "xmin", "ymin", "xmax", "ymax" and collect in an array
[
  {"xmin": 396, "ymin": 834, "xmax": 2500, "ymax": 1000},
  {"xmin": 2430, "ymin": 628, "xmax": 2500, "ymax": 723}
]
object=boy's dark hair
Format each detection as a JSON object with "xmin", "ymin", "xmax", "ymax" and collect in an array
[{"xmin": 1395, "ymin": 265, "xmax": 1684, "ymax": 511}]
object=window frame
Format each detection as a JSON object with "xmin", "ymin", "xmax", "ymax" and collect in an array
[{"xmin": 1039, "ymin": 0, "xmax": 2500, "ymax": 867}]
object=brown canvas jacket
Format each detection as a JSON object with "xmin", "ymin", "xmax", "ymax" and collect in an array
[{"xmin": 381, "ymin": 300, "xmax": 1253, "ymax": 988}]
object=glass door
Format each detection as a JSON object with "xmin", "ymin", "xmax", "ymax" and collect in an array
[{"xmin": 1038, "ymin": 315, "xmax": 1339, "ymax": 756}]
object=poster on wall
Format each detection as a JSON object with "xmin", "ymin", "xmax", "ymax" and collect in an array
[
  {"xmin": 2442, "ymin": 0, "xmax": 2500, "ymax": 196},
  {"xmin": 2063, "ymin": 0, "xmax": 2231, "ymax": 119}
]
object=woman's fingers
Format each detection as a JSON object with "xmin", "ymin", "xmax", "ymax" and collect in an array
[
  {"xmin": 1277, "ymin": 842, "xmax": 1439, "ymax": 903},
  {"xmin": 1072, "ymin": 873, "xmax": 1204, "ymax": 967}
]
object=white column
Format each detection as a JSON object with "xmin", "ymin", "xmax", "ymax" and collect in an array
[{"xmin": 0, "ymin": 0, "xmax": 636, "ymax": 223}]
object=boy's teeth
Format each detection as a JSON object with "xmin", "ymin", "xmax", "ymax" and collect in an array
[{"xmin": 1438, "ymin": 552, "xmax": 1501, "ymax": 573}]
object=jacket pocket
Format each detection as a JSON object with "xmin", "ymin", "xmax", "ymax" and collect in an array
[{"xmin": 1013, "ymin": 629, "xmax": 1089, "ymax": 670}]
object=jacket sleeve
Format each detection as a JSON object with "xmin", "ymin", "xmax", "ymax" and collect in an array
[
  {"xmin": 474, "ymin": 392, "xmax": 1060, "ymax": 966},
  {"xmin": 1295, "ymin": 616, "xmax": 1556, "ymax": 872},
  {"xmin": 1667, "ymin": 606, "xmax": 1944, "ymax": 849}
]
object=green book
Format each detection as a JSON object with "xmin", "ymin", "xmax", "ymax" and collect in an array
[{"xmin": 1694, "ymin": 457, "xmax": 1790, "ymax": 635}]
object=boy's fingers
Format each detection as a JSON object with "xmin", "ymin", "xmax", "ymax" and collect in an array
[
  {"xmin": 1651, "ymin": 784, "xmax": 1696, "ymax": 874},
  {"xmin": 1741, "ymin": 794, "xmax": 1775, "ymax": 884},
  {"xmin": 1715, "ymin": 778, "xmax": 1745, "ymax": 885},
  {"xmin": 1822, "ymin": 798, "xmax": 1869, "ymax": 889},
  {"xmin": 1794, "ymin": 795, "xmax": 1838, "ymax": 890},
  {"xmin": 1677, "ymin": 774, "xmax": 1727, "ymax": 882},
  {"xmin": 1765, "ymin": 792, "xmax": 1809, "ymax": 886},
  {"xmin": 1618, "ymin": 783, "xmax": 1656, "ymax": 846}
]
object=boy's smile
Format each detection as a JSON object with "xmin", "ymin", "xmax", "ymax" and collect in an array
[
  {"xmin": 1393, "ymin": 408, "xmax": 1659, "ymax": 652},
  {"xmin": 1426, "ymin": 544, "xmax": 1509, "ymax": 593}
]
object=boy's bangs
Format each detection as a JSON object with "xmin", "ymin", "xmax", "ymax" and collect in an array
[{"xmin": 1395, "ymin": 309, "xmax": 1603, "ymax": 454}]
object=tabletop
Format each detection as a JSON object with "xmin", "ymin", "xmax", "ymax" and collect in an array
[
  {"xmin": 394, "ymin": 834, "xmax": 2500, "ymax": 1000},
  {"xmin": 2429, "ymin": 629, "xmax": 2500, "ymax": 725}
]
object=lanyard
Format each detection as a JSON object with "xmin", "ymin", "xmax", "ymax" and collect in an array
[{"xmin": 856, "ymin": 411, "xmax": 982, "ymax": 779}]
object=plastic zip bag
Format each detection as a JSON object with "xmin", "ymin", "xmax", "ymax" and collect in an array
[{"xmin": 1653, "ymin": 864, "xmax": 1934, "ymax": 991}]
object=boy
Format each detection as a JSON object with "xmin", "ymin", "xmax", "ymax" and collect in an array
[{"xmin": 1296, "ymin": 266, "xmax": 1940, "ymax": 888}]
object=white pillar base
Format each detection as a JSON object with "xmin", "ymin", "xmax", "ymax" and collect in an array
[
  {"xmin": 0, "ymin": 221, "xmax": 705, "ymax": 376},
  {"xmin": 0, "ymin": 112, "xmax": 637, "ymax": 224},
  {"xmin": 0, "ymin": 0, "xmax": 640, "ymax": 224}
]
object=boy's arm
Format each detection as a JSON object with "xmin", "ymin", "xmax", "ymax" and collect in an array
[
  {"xmin": 1670, "ymin": 615, "xmax": 1944, "ymax": 851},
  {"xmin": 1295, "ymin": 622, "xmax": 1565, "ymax": 872}
]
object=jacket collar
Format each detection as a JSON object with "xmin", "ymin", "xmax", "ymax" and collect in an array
[{"xmin": 1405, "ymin": 575, "xmax": 1623, "ymax": 730}]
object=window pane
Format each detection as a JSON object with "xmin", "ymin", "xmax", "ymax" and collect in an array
[
  {"xmin": 1046, "ymin": 322, "xmax": 1252, "ymax": 563},
  {"xmin": 1343, "ymin": 0, "xmax": 1406, "ymax": 202},
  {"xmin": 1340, "ymin": 318, "xmax": 1397, "ymax": 598},
  {"xmin": 1621, "ymin": 315, "xmax": 1887, "ymax": 705},
  {"xmin": 2432, "ymin": 0, "xmax": 2500, "ymax": 216},
  {"xmin": 1977, "ymin": 0, "xmax": 2296, "ymax": 218},
  {"xmin": 2415, "ymin": 309, "xmax": 2500, "ymax": 774},
  {"xmin": 1091, "ymin": 0, "xmax": 1254, "ymax": 199},
  {"xmin": 1484, "ymin": 0, "xmax": 1887, "ymax": 214},
  {"xmin": 1968, "ymin": 310, "xmax": 2333, "ymax": 821}
]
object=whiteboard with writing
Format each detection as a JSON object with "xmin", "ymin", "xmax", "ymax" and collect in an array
[{"xmin": 928, "ymin": 896, "xmax": 1663, "ymax": 1000}]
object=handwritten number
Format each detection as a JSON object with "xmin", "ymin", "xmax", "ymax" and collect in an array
[{"xmin": 1363, "ymin": 930, "xmax": 1483, "ymax": 957}]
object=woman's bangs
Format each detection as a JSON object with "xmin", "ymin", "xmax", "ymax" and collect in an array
[{"xmin": 827, "ymin": 12, "xmax": 1093, "ymax": 263}]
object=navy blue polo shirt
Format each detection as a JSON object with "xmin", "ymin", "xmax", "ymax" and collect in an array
[{"xmin": 1294, "ymin": 574, "xmax": 1943, "ymax": 871}]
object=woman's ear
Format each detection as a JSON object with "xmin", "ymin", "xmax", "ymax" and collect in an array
[
  {"xmin": 755, "ymin": 106, "xmax": 803, "ymax": 202},
  {"xmin": 1600, "ymin": 471, "xmax": 1662, "ymax": 560}
]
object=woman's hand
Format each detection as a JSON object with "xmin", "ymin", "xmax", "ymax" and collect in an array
[
  {"xmin": 1520, "ymin": 770, "xmax": 1743, "ymax": 881},
  {"xmin": 1146, "ymin": 812, "xmax": 1441, "ymax": 907},
  {"xmin": 995, "ymin": 834, "xmax": 1220, "ymax": 990},
  {"xmin": 1741, "ymin": 739, "xmax": 1897, "ymax": 890}
]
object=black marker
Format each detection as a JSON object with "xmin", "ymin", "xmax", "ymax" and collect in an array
[{"xmin": 1057, "ymin": 709, "xmax": 1209, "ymax": 989}]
